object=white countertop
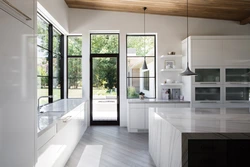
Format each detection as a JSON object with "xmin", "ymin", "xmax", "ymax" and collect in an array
[
  {"xmin": 151, "ymin": 107, "xmax": 250, "ymax": 133},
  {"xmin": 128, "ymin": 99, "xmax": 190, "ymax": 103},
  {"xmin": 37, "ymin": 99, "xmax": 85, "ymax": 135}
]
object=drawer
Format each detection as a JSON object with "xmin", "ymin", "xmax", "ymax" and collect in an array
[
  {"xmin": 175, "ymin": 103, "xmax": 190, "ymax": 108},
  {"xmin": 129, "ymin": 103, "xmax": 145, "ymax": 109},
  {"xmin": 37, "ymin": 125, "xmax": 56, "ymax": 150}
]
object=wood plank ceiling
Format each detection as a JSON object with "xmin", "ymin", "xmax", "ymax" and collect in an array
[{"xmin": 65, "ymin": 0, "xmax": 250, "ymax": 25}]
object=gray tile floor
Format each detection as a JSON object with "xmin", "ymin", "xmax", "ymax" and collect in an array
[{"xmin": 66, "ymin": 126, "xmax": 156, "ymax": 167}]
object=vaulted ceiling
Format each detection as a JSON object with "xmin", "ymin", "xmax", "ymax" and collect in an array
[{"xmin": 65, "ymin": 0, "xmax": 250, "ymax": 25}]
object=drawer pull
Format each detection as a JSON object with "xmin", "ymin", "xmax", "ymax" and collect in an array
[
  {"xmin": 1, "ymin": 0, "xmax": 32, "ymax": 20},
  {"xmin": 200, "ymin": 83, "xmax": 217, "ymax": 84},
  {"xmin": 199, "ymin": 101, "xmax": 218, "ymax": 103},
  {"xmin": 63, "ymin": 116, "xmax": 72, "ymax": 123}
]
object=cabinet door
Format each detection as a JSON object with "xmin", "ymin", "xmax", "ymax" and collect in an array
[
  {"xmin": 194, "ymin": 87, "xmax": 222, "ymax": 103},
  {"xmin": 191, "ymin": 40, "xmax": 223, "ymax": 66},
  {"xmin": 0, "ymin": 0, "xmax": 34, "ymax": 28},
  {"xmin": 225, "ymin": 68, "xmax": 250, "ymax": 83},
  {"xmin": 129, "ymin": 109, "xmax": 145, "ymax": 129},
  {"xmin": 0, "ymin": 9, "xmax": 35, "ymax": 167},
  {"xmin": 194, "ymin": 68, "xmax": 221, "ymax": 84},
  {"xmin": 223, "ymin": 40, "xmax": 250, "ymax": 66}
]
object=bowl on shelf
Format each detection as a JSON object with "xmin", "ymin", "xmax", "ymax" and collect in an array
[
  {"xmin": 166, "ymin": 79, "xmax": 174, "ymax": 83},
  {"xmin": 167, "ymin": 52, "xmax": 175, "ymax": 55}
]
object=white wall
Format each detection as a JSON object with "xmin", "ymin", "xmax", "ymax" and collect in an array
[
  {"xmin": 38, "ymin": 0, "xmax": 69, "ymax": 33},
  {"xmin": 68, "ymin": 8, "xmax": 250, "ymax": 127}
]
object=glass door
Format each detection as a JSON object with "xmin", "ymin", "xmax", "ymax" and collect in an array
[
  {"xmin": 225, "ymin": 87, "xmax": 250, "ymax": 102},
  {"xmin": 225, "ymin": 68, "xmax": 250, "ymax": 83},
  {"xmin": 194, "ymin": 68, "xmax": 221, "ymax": 84},
  {"xmin": 90, "ymin": 56, "xmax": 119, "ymax": 125},
  {"xmin": 195, "ymin": 87, "xmax": 221, "ymax": 102}
]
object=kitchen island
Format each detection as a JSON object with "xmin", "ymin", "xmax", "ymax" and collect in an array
[{"xmin": 149, "ymin": 107, "xmax": 250, "ymax": 167}]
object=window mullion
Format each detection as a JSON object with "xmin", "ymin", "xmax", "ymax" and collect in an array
[{"xmin": 48, "ymin": 24, "xmax": 53, "ymax": 103}]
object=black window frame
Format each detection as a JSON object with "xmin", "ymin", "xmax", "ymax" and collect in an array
[
  {"xmin": 143, "ymin": 70, "xmax": 150, "ymax": 91},
  {"xmin": 37, "ymin": 13, "xmax": 64, "ymax": 104},
  {"xmin": 126, "ymin": 34, "xmax": 156, "ymax": 99},
  {"xmin": 66, "ymin": 35, "xmax": 83, "ymax": 99}
]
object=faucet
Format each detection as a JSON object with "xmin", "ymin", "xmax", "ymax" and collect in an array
[{"xmin": 38, "ymin": 95, "xmax": 53, "ymax": 113}]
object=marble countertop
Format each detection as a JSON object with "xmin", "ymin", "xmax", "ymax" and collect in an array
[
  {"xmin": 37, "ymin": 99, "xmax": 85, "ymax": 135},
  {"xmin": 151, "ymin": 107, "xmax": 250, "ymax": 133},
  {"xmin": 128, "ymin": 99, "xmax": 190, "ymax": 103}
]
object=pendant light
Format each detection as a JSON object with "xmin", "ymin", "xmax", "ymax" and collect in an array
[
  {"xmin": 180, "ymin": 0, "xmax": 197, "ymax": 76},
  {"xmin": 142, "ymin": 7, "xmax": 148, "ymax": 70}
]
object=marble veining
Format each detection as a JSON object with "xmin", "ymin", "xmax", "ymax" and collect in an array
[
  {"xmin": 127, "ymin": 99, "xmax": 190, "ymax": 103},
  {"xmin": 37, "ymin": 99, "xmax": 85, "ymax": 135},
  {"xmin": 153, "ymin": 107, "xmax": 250, "ymax": 133}
]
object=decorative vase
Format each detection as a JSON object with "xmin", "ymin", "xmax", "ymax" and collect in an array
[{"xmin": 139, "ymin": 95, "xmax": 144, "ymax": 100}]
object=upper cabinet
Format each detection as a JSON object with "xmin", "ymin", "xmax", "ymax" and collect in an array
[
  {"xmin": 225, "ymin": 68, "xmax": 250, "ymax": 84},
  {"xmin": 194, "ymin": 68, "xmax": 221, "ymax": 84},
  {"xmin": 0, "ymin": 0, "xmax": 34, "ymax": 28},
  {"xmin": 223, "ymin": 40, "xmax": 250, "ymax": 66},
  {"xmin": 191, "ymin": 39, "xmax": 223, "ymax": 66}
]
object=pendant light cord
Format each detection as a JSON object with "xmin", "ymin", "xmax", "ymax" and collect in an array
[
  {"xmin": 186, "ymin": 0, "xmax": 189, "ymax": 66},
  {"xmin": 144, "ymin": 7, "xmax": 147, "ymax": 61}
]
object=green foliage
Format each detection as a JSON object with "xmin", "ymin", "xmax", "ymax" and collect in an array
[
  {"xmin": 127, "ymin": 36, "xmax": 154, "ymax": 56},
  {"xmin": 91, "ymin": 35, "xmax": 119, "ymax": 54},
  {"xmin": 93, "ymin": 58, "xmax": 117, "ymax": 90},
  {"xmin": 68, "ymin": 58, "xmax": 82, "ymax": 88},
  {"xmin": 127, "ymin": 87, "xmax": 139, "ymax": 98},
  {"xmin": 68, "ymin": 37, "xmax": 82, "ymax": 55}
]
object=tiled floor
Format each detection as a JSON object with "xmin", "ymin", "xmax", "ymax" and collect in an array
[{"xmin": 66, "ymin": 126, "xmax": 156, "ymax": 167}]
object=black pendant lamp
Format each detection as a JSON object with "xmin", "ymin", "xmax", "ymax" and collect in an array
[
  {"xmin": 142, "ymin": 7, "xmax": 148, "ymax": 70},
  {"xmin": 180, "ymin": 0, "xmax": 197, "ymax": 76}
]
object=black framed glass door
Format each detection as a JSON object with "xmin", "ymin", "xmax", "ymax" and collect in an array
[{"xmin": 90, "ymin": 55, "xmax": 120, "ymax": 125}]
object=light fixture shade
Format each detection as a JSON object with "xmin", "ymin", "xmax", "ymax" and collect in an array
[
  {"xmin": 142, "ymin": 59, "xmax": 148, "ymax": 70},
  {"xmin": 180, "ymin": 66, "xmax": 197, "ymax": 76}
]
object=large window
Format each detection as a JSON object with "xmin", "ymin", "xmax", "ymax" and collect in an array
[
  {"xmin": 67, "ymin": 36, "xmax": 82, "ymax": 98},
  {"xmin": 126, "ymin": 35, "xmax": 156, "ymax": 99},
  {"xmin": 37, "ymin": 14, "xmax": 64, "ymax": 105}
]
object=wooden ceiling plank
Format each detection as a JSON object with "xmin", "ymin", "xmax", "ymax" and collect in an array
[{"xmin": 240, "ymin": 16, "xmax": 250, "ymax": 25}]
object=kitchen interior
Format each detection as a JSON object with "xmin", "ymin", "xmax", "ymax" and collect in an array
[{"xmin": 1, "ymin": 0, "xmax": 250, "ymax": 167}]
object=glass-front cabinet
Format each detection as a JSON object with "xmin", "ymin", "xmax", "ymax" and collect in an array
[
  {"xmin": 225, "ymin": 87, "xmax": 250, "ymax": 102},
  {"xmin": 194, "ymin": 87, "xmax": 221, "ymax": 102},
  {"xmin": 225, "ymin": 68, "xmax": 250, "ymax": 83},
  {"xmin": 194, "ymin": 68, "xmax": 221, "ymax": 84}
]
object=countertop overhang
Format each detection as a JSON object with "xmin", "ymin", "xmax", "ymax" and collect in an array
[
  {"xmin": 150, "ymin": 107, "xmax": 250, "ymax": 133},
  {"xmin": 37, "ymin": 99, "xmax": 86, "ymax": 136},
  {"xmin": 128, "ymin": 99, "xmax": 190, "ymax": 103}
]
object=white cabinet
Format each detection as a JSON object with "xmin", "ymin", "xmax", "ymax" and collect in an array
[
  {"xmin": 191, "ymin": 40, "xmax": 223, "ymax": 66},
  {"xmin": 0, "ymin": 0, "xmax": 34, "ymax": 28},
  {"xmin": 36, "ymin": 103, "xmax": 87, "ymax": 167},
  {"xmin": 223, "ymin": 40, "xmax": 250, "ymax": 66},
  {"xmin": 127, "ymin": 102, "xmax": 190, "ymax": 132},
  {"xmin": 0, "ymin": 4, "xmax": 36, "ymax": 167}
]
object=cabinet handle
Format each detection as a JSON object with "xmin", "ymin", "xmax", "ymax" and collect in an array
[
  {"xmin": 230, "ymin": 82, "xmax": 249, "ymax": 85},
  {"xmin": 2, "ymin": 0, "xmax": 32, "ymax": 20},
  {"xmin": 200, "ymin": 83, "xmax": 217, "ymax": 84},
  {"xmin": 229, "ymin": 101, "xmax": 249, "ymax": 103},
  {"xmin": 199, "ymin": 101, "xmax": 218, "ymax": 103},
  {"xmin": 63, "ymin": 116, "xmax": 72, "ymax": 123}
]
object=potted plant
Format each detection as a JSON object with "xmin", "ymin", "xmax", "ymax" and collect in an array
[{"xmin": 139, "ymin": 92, "xmax": 145, "ymax": 100}]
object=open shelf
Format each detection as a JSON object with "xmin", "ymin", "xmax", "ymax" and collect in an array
[
  {"xmin": 161, "ymin": 69, "xmax": 183, "ymax": 72},
  {"xmin": 161, "ymin": 55, "xmax": 183, "ymax": 58}
]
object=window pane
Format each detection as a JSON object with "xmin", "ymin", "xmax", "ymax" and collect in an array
[
  {"xmin": 53, "ymin": 77, "xmax": 61, "ymax": 101},
  {"xmin": 37, "ymin": 76, "xmax": 49, "ymax": 105},
  {"xmin": 68, "ymin": 36, "xmax": 82, "ymax": 56},
  {"xmin": 53, "ymin": 54, "xmax": 61, "ymax": 77},
  {"xmin": 91, "ymin": 34, "xmax": 119, "ymax": 54},
  {"xmin": 127, "ymin": 57, "xmax": 155, "ymax": 77},
  {"xmin": 127, "ymin": 78, "xmax": 155, "ymax": 98},
  {"xmin": 37, "ymin": 47, "xmax": 49, "ymax": 76},
  {"xmin": 68, "ymin": 58, "xmax": 82, "ymax": 98},
  {"xmin": 53, "ymin": 28, "xmax": 61, "ymax": 54},
  {"xmin": 127, "ymin": 36, "xmax": 155, "ymax": 56},
  {"xmin": 37, "ymin": 15, "xmax": 49, "ymax": 49}
]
